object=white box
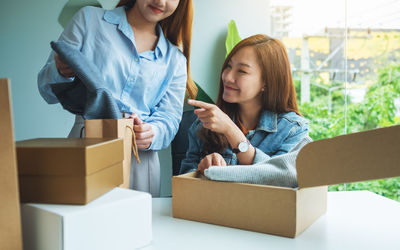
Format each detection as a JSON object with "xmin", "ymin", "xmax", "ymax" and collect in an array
[{"xmin": 21, "ymin": 188, "xmax": 152, "ymax": 250}]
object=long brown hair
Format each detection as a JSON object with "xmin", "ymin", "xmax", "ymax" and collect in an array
[
  {"xmin": 199, "ymin": 34, "xmax": 300, "ymax": 155},
  {"xmin": 116, "ymin": 0, "xmax": 197, "ymax": 98}
]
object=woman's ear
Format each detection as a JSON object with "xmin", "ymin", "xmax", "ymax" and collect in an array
[{"xmin": 261, "ymin": 84, "xmax": 267, "ymax": 92}]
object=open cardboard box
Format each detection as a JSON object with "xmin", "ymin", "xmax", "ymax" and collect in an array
[{"xmin": 172, "ymin": 125, "xmax": 400, "ymax": 238}]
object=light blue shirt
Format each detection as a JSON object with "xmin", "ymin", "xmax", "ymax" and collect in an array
[{"xmin": 38, "ymin": 6, "xmax": 187, "ymax": 150}]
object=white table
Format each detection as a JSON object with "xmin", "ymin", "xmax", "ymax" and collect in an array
[{"xmin": 141, "ymin": 191, "xmax": 400, "ymax": 250}]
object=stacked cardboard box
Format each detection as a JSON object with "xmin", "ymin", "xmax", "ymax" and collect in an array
[
  {"xmin": 17, "ymin": 137, "xmax": 124, "ymax": 204},
  {"xmin": 17, "ymin": 138, "xmax": 153, "ymax": 250},
  {"xmin": 2, "ymin": 77, "xmax": 152, "ymax": 249}
]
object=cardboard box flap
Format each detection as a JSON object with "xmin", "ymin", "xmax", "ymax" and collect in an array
[{"xmin": 296, "ymin": 125, "xmax": 400, "ymax": 188}]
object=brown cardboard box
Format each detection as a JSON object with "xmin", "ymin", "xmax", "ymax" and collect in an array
[
  {"xmin": 172, "ymin": 125, "xmax": 400, "ymax": 238},
  {"xmin": 0, "ymin": 79, "xmax": 23, "ymax": 249},
  {"xmin": 17, "ymin": 137, "xmax": 124, "ymax": 204}
]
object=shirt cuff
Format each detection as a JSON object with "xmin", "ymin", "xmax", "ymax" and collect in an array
[
  {"xmin": 147, "ymin": 123, "xmax": 161, "ymax": 151},
  {"xmin": 49, "ymin": 62, "xmax": 75, "ymax": 83},
  {"xmin": 253, "ymin": 147, "xmax": 271, "ymax": 164}
]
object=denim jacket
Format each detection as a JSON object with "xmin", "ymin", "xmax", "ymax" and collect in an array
[{"xmin": 179, "ymin": 110, "xmax": 309, "ymax": 174}]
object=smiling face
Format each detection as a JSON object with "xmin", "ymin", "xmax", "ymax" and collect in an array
[
  {"xmin": 134, "ymin": 0, "xmax": 180, "ymax": 24},
  {"xmin": 221, "ymin": 46, "xmax": 265, "ymax": 107}
]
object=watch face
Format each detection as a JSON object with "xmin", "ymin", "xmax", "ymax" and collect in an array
[{"xmin": 238, "ymin": 141, "xmax": 249, "ymax": 152}]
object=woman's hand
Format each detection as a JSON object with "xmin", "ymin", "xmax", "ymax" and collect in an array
[
  {"xmin": 188, "ymin": 99, "xmax": 234, "ymax": 135},
  {"xmin": 54, "ymin": 53, "xmax": 75, "ymax": 78},
  {"xmin": 130, "ymin": 114, "xmax": 154, "ymax": 149},
  {"xmin": 197, "ymin": 153, "xmax": 227, "ymax": 174}
]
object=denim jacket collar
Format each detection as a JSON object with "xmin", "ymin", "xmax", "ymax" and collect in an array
[
  {"xmin": 256, "ymin": 110, "xmax": 278, "ymax": 133},
  {"xmin": 233, "ymin": 110, "xmax": 278, "ymax": 134},
  {"xmin": 103, "ymin": 6, "xmax": 167, "ymax": 59}
]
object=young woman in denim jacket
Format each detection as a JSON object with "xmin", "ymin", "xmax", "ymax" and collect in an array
[{"xmin": 180, "ymin": 34, "xmax": 309, "ymax": 174}]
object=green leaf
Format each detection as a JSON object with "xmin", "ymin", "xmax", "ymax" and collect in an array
[
  {"xmin": 225, "ymin": 20, "xmax": 242, "ymax": 58},
  {"xmin": 195, "ymin": 81, "xmax": 214, "ymax": 104}
]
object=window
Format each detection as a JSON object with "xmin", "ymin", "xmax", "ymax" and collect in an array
[{"xmin": 271, "ymin": 0, "xmax": 400, "ymax": 201}]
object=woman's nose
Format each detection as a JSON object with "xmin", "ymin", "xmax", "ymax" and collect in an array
[
  {"xmin": 223, "ymin": 69, "xmax": 234, "ymax": 83},
  {"xmin": 153, "ymin": 0, "xmax": 166, "ymax": 7}
]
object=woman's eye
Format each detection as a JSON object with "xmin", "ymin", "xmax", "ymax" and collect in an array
[{"xmin": 238, "ymin": 69, "xmax": 247, "ymax": 74}]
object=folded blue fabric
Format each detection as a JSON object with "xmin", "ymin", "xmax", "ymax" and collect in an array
[
  {"xmin": 204, "ymin": 136, "xmax": 313, "ymax": 188},
  {"xmin": 50, "ymin": 41, "xmax": 121, "ymax": 119}
]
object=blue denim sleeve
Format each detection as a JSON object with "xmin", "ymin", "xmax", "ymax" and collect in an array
[
  {"xmin": 179, "ymin": 119, "xmax": 203, "ymax": 174},
  {"xmin": 253, "ymin": 117, "xmax": 309, "ymax": 164},
  {"xmin": 274, "ymin": 123, "xmax": 309, "ymax": 156}
]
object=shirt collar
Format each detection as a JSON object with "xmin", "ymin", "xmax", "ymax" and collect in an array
[
  {"xmin": 256, "ymin": 110, "xmax": 278, "ymax": 133},
  {"xmin": 103, "ymin": 6, "xmax": 125, "ymax": 25},
  {"xmin": 155, "ymin": 25, "xmax": 167, "ymax": 59},
  {"xmin": 104, "ymin": 7, "xmax": 167, "ymax": 59}
]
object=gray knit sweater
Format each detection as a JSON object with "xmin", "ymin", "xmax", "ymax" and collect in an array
[
  {"xmin": 50, "ymin": 41, "xmax": 122, "ymax": 119},
  {"xmin": 204, "ymin": 136, "xmax": 312, "ymax": 188}
]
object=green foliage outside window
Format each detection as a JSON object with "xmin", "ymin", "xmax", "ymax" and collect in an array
[{"xmin": 297, "ymin": 64, "xmax": 400, "ymax": 201}]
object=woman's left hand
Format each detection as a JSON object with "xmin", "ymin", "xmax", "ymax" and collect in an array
[
  {"xmin": 188, "ymin": 99, "xmax": 234, "ymax": 135},
  {"xmin": 130, "ymin": 114, "xmax": 154, "ymax": 149},
  {"xmin": 197, "ymin": 152, "xmax": 227, "ymax": 174}
]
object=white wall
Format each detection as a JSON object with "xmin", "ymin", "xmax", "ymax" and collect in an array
[
  {"xmin": 191, "ymin": 0, "xmax": 271, "ymax": 101},
  {"xmin": 0, "ymin": 0, "xmax": 74, "ymax": 140}
]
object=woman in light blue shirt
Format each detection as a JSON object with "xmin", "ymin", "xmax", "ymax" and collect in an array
[
  {"xmin": 38, "ymin": 0, "xmax": 197, "ymax": 197},
  {"xmin": 180, "ymin": 34, "xmax": 309, "ymax": 175}
]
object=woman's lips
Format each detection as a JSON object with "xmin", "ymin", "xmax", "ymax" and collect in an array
[
  {"xmin": 224, "ymin": 85, "xmax": 239, "ymax": 91},
  {"xmin": 149, "ymin": 5, "xmax": 163, "ymax": 14}
]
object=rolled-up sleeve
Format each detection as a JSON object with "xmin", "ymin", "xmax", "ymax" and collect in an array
[{"xmin": 146, "ymin": 54, "xmax": 187, "ymax": 150}]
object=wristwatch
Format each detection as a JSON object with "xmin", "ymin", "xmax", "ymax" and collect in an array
[{"xmin": 232, "ymin": 140, "xmax": 250, "ymax": 154}]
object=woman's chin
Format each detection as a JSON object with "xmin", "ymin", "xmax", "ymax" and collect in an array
[{"xmin": 222, "ymin": 94, "xmax": 236, "ymax": 103}]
